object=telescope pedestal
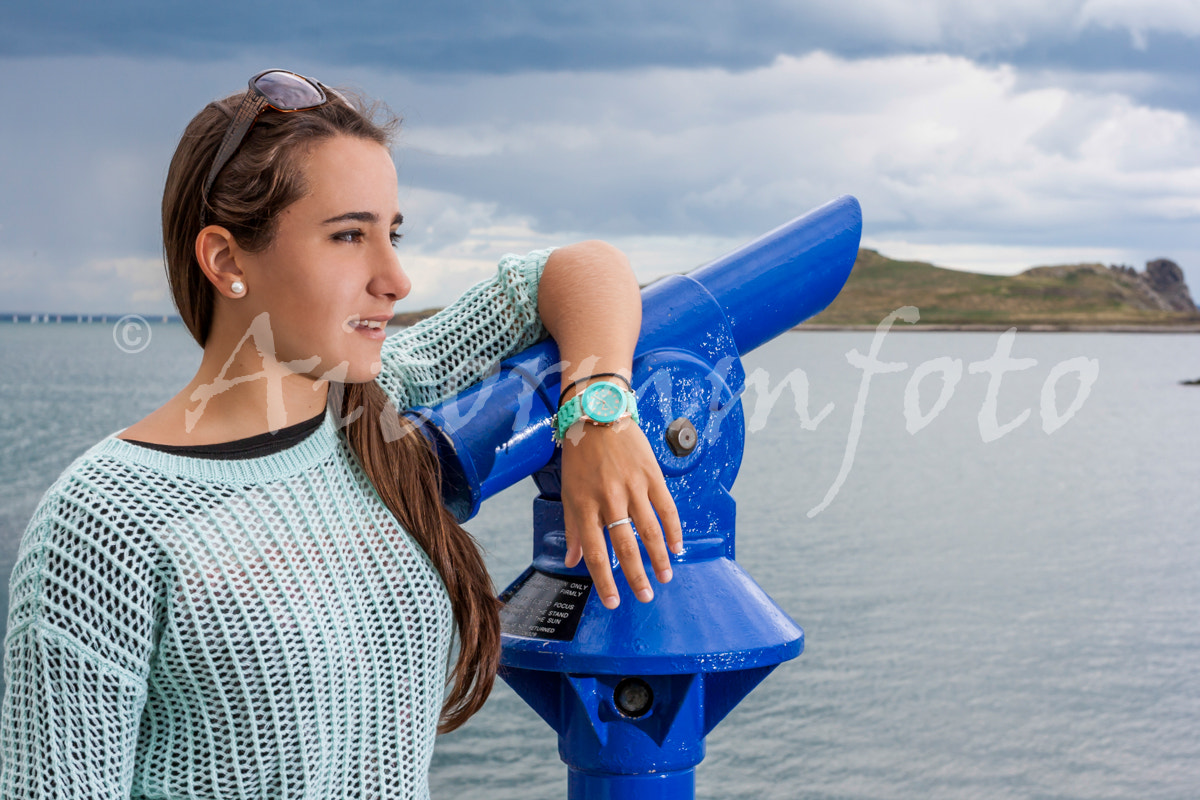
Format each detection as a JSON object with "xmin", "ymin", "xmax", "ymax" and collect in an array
[{"xmin": 568, "ymin": 768, "xmax": 694, "ymax": 799}]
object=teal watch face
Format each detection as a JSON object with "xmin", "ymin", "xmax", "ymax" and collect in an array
[
  {"xmin": 581, "ymin": 382, "xmax": 626, "ymax": 423},
  {"xmin": 554, "ymin": 379, "xmax": 640, "ymax": 442}
]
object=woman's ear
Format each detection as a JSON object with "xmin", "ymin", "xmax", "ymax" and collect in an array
[{"xmin": 196, "ymin": 226, "xmax": 247, "ymax": 298}]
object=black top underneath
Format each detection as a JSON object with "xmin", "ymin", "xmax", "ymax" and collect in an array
[{"xmin": 121, "ymin": 410, "xmax": 327, "ymax": 460}]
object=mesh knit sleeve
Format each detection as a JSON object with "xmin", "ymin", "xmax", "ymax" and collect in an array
[
  {"xmin": 375, "ymin": 248, "xmax": 552, "ymax": 410},
  {"xmin": 1, "ymin": 480, "xmax": 163, "ymax": 799}
]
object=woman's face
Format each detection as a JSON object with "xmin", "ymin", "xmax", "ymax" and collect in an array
[{"xmin": 234, "ymin": 134, "xmax": 411, "ymax": 385}]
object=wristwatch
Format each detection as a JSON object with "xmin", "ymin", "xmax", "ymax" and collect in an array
[{"xmin": 553, "ymin": 380, "xmax": 640, "ymax": 443}]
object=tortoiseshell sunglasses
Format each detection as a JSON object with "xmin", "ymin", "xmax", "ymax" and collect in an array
[{"xmin": 200, "ymin": 69, "xmax": 329, "ymax": 226}]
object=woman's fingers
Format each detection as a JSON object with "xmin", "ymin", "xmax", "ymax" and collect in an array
[
  {"xmin": 567, "ymin": 494, "xmax": 674, "ymax": 608},
  {"xmin": 629, "ymin": 495, "xmax": 673, "ymax": 585},
  {"xmin": 564, "ymin": 506, "xmax": 647, "ymax": 609},
  {"xmin": 606, "ymin": 517, "xmax": 652, "ymax": 603},
  {"xmin": 649, "ymin": 475, "xmax": 683, "ymax": 556},
  {"xmin": 565, "ymin": 510, "xmax": 620, "ymax": 609}
]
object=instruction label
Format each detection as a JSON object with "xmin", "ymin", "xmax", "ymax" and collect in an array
[{"xmin": 499, "ymin": 568, "xmax": 593, "ymax": 641}]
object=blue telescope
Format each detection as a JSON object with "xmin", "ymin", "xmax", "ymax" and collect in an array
[{"xmin": 409, "ymin": 195, "xmax": 862, "ymax": 799}]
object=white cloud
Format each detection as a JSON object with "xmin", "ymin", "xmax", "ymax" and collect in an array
[
  {"xmin": 0, "ymin": 251, "xmax": 170, "ymax": 313},
  {"xmin": 394, "ymin": 187, "xmax": 554, "ymax": 307},
  {"xmin": 385, "ymin": 51, "xmax": 1200, "ymax": 253},
  {"xmin": 90, "ymin": 257, "xmax": 169, "ymax": 305}
]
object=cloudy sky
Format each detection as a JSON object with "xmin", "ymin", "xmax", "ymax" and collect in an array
[{"xmin": 2, "ymin": 0, "xmax": 1199, "ymax": 314}]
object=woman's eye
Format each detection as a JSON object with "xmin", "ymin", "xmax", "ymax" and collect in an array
[
  {"xmin": 390, "ymin": 231, "xmax": 403, "ymax": 247},
  {"xmin": 333, "ymin": 229, "xmax": 364, "ymax": 243}
]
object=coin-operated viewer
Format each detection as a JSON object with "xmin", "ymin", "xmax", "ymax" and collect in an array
[{"xmin": 409, "ymin": 195, "xmax": 863, "ymax": 800}]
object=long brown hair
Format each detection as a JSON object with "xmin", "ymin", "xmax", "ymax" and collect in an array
[{"xmin": 162, "ymin": 84, "xmax": 499, "ymax": 732}]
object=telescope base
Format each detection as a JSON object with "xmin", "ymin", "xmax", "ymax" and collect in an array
[{"xmin": 568, "ymin": 767, "xmax": 695, "ymax": 800}]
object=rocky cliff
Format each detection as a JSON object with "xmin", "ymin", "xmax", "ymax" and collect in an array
[
  {"xmin": 1143, "ymin": 259, "xmax": 1197, "ymax": 312},
  {"xmin": 1106, "ymin": 259, "xmax": 1198, "ymax": 312}
]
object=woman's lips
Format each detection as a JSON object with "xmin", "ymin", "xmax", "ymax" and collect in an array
[{"xmin": 343, "ymin": 315, "xmax": 392, "ymax": 340}]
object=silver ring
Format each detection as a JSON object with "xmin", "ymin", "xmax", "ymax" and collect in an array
[{"xmin": 605, "ymin": 517, "xmax": 634, "ymax": 531}]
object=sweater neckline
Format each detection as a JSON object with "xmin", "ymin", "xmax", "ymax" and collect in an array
[
  {"xmin": 95, "ymin": 405, "xmax": 346, "ymax": 484},
  {"xmin": 120, "ymin": 408, "xmax": 326, "ymax": 460}
]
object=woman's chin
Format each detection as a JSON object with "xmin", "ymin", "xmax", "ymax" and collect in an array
[
  {"xmin": 344, "ymin": 360, "xmax": 385, "ymax": 384},
  {"xmin": 298, "ymin": 356, "xmax": 382, "ymax": 387}
]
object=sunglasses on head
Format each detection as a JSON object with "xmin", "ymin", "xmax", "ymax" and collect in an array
[{"xmin": 200, "ymin": 69, "xmax": 329, "ymax": 226}]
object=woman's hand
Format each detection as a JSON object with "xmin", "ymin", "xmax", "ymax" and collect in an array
[{"xmin": 559, "ymin": 418, "xmax": 682, "ymax": 609}]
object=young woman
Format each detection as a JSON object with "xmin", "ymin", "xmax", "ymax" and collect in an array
[{"xmin": 0, "ymin": 70, "xmax": 679, "ymax": 799}]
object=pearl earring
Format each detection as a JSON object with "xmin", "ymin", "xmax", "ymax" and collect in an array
[{"xmin": 230, "ymin": 280, "xmax": 246, "ymax": 296}]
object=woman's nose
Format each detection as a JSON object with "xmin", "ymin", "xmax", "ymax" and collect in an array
[{"xmin": 370, "ymin": 247, "xmax": 411, "ymax": 301}]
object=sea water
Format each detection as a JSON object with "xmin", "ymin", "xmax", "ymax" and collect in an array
[{"xmin": 1, "ymin": 323, "xmax": 1197, "ymax": 799}]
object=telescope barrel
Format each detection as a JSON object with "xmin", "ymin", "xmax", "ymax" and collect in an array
[{"xmin": 689, "ymin": 194, "xmax": 861, "ymax": 354}]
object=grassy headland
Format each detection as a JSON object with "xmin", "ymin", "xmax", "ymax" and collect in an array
[{"xmin": 805, "ymin": 249, "xmax": 1200, "ymax": 330}]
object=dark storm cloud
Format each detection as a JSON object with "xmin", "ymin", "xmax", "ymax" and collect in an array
[
  {"xmin": 0, "ymin": 1, "xmax": 797, "ymax": 71},
  {"xmin": 4, "ymin": 0, "xmax": 1196, "ymax": 86}
]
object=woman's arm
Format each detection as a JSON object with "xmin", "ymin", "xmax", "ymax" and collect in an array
[
  {"xmin": 537, "ymin": 241, "xmax": 683, "ymax": 609},
  {"xmin": 376, "ymin": 249, "xmax": 551, "ymax": 408},
  {"xmin": 1, "ymin": 492, "xmax": 158, "ymax": 799}
]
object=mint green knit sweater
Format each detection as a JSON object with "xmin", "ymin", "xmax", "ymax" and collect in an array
[{"xmin": 0, "ymin": 250, "xmax": 551, "ymax": 800}]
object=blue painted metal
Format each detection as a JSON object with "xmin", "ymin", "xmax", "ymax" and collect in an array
[{"xmin": 408, "ymin": 195, "xmax": 862, "ymax": 798}]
